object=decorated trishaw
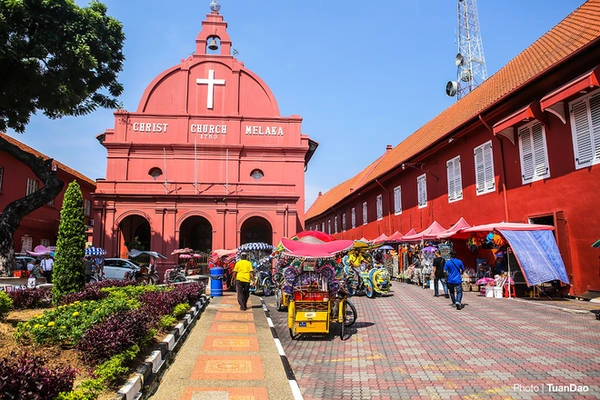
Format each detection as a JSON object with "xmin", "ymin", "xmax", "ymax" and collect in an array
[
  {"xmin": 342, "ymin": 241, "xmax": 392, "ymax": 298},
  {"xmin": 278, "ymin": 237, "xmax": 357, "ymax": 340},
  {"xmin": 237, "ymin": 242, "xmax": 275, "ymax": 296}
]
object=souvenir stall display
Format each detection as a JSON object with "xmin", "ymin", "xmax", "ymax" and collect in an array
[
  {"xmin": 420, "ymin": 245, "xmax": 436, "ymax": 289},
  {"xmin": 466, "ymin": 232, "xmax": 516, "ymax": 297}
]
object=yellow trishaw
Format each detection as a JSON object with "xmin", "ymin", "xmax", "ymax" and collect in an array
[
  {"xmin": 275, "ymin": 236, "xmax": 358, "ymax": 340},
  {"xmin": 284, "ymin": 258, "xmax": 357, "ymax": 340}
]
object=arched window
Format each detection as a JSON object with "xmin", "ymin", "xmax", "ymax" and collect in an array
[
  {"xmin": 250, "ymin": 169, "xmax": 264, "ymax": 180},
  {"xmin": 148, "ymin": 167, "xmax": 163, "ymax": 180}
]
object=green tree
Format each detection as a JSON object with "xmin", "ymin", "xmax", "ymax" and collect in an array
[
  {"xmin": 52, "ymin": 181, "xmax": 86, "ymax": 304},
  {"xmin": 0, "ymin": 0, "xmax": 124, "ymax": 275}
]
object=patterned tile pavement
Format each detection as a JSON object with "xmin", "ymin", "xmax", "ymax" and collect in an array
[
  {"xmin": 149, "ymin": 292, "xmax": 295, "ymax": 400},
  {"xmin": 264, "ymin": 282, "xmax": 600, "ymax": 400}
]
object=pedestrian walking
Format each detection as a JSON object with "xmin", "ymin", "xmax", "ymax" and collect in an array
[
  {"xmin": 232, "ymin": 252, "xmax": 254, "ymax": 311},
  {"xmin": 41, "ymin": 254, "xmax": 54, "ymax": 283},
  {"xmin": 432, "ymin": 250, "xmax": 449, "ymax": 298},
  {"xmin": 444, "ymin": 250, "xmax": 466, "ymax": 310}
]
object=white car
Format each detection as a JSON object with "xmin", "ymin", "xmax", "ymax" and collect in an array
[
  {"xmin": 15, "ymin": 255, "xmax": 35, "ymax": 270},
  {"xmin": 103, "ymin": 258, "xmax": 140, "ymax": 280}
]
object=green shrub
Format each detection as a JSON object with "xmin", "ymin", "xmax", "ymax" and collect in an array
[
  {"xmin": 52, "ymin": 181, "xmax": 87, "ymax": 305},
  {"xmin": 159, "ymin": 315, "xmax": 177, "ymax": 330},
  {"xmin": 172, "ymin": 302, "xmax": 190, "ymax": 319},
  {"xmin": 94, "ymin": 344, "xmax": 140, "ymax": 386},
  {"xmin": 0, "ymin": 291, "xmax": 13, "ymax": 319}
]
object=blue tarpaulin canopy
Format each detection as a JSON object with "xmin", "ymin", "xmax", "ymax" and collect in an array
[{"xmin": 499, "ymin": 229, "xmax": 570, "ymax": 286}]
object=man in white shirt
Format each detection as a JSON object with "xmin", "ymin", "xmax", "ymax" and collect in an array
[{"xmin": 41, "ymin": 255, "xmax": 54, "ymax": 283}]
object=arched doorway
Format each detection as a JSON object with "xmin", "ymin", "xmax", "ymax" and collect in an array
[
  {"xmin": 179, "ymin": 216, "xmax": 213, "ymax": 253},
  {"xmin": 240, "ymin": 216, "xmax": 272, "ymax": 245},
  {"xmin": 118, "ymin": 215, "xmax": 150, "ymax": 258}
]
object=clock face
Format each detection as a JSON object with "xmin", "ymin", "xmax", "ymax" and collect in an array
[{"xmin": 446, "ymin": 81, "xmax": 458, "ymax": 97}]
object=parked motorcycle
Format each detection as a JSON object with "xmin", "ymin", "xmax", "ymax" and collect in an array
[
  {"xmin": 163, "ymin": 265, "xmax": 187, "ymax": 283},
  {"xmin": 124, "ymin": 264, "xmax": 159, "ymax": 285}
]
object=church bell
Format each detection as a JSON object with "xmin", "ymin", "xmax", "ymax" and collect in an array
[{"xmin": 208, "ymin": 38, "xmax": 218, "ymax": 50}]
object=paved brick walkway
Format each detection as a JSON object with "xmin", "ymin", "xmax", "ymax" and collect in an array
[
  {"xmin": 149, "ymin": 292, "xmax": 296, "ymax": 400},
  {"xmin": 265, "ymin": 282, "xmax": 600, "ymax": 400}
]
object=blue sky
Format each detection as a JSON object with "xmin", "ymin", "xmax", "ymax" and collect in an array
[{"xmin": 7, "ymin": 0, "xmax": 585, "ymax": 209}]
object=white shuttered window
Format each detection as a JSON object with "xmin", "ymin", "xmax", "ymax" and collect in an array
[
  {"xmin": 417, "ymin": 174, "xmax": 427, "ymax": 208},
  {"xmin": 474, "ymin": 141, "xmax": 495, "ymax": 195},
  {"xmin": 446, "ymin": 156, "xmax": 463, "ymax": 202},
  {"xmin": 518, "ymin": 121, "xmax": 550, "ymax": 183},
  {"xmin": 569, "ymin": 90, "xmax": 600, "ymax": 169},
  {"xmin": 393, "ymin": 185, "xmax": 402, "ymax": 215}
]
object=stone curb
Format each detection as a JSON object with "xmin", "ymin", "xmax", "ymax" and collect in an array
[{"xmin": 114, "ymin": 293, "xmax": 211, "ymax": 400}]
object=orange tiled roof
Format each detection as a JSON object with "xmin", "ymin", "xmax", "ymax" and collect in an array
[
  {"xmin": 306, "ymin": 0, "xmax": 600, "ymax": 220},
  {"xmin": 0, "ymin": 132, "xmax": 96, "ymax": 186}
]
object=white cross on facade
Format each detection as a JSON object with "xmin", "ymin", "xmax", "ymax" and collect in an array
[{"xmin": 196, "ymin": 69, "xmax": 225, "ymax": 109}]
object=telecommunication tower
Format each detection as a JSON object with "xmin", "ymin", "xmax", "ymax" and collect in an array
[{"xmin": 445, "ymin": 0, "xmax": 487, "ymax": 100}]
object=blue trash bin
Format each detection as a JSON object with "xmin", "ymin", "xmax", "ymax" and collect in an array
[{"xmin": 210, "ymin": 266, "xmax": 224, "ymax": 296}]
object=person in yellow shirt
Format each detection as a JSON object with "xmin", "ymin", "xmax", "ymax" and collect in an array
[
  {"xmin": 232, "ymin": 252, "xmax": 255, "ymax": 310},
  {"xmin": 348, "ymin": 248, "xmax": 366, "ymax": 269}
]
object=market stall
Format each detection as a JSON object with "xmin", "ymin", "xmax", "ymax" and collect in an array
[{"xmin": 458, "ymin": 222, "xmax": 570, "ymax": 297}]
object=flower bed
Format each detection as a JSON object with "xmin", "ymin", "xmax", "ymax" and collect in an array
[{"xmin": 0, "ymin": 280, "xmax": 205, "ymax": 400}]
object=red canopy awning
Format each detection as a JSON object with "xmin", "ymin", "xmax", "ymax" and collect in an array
[
  {"xmin": 373, "ymin": 233, "xmax": 389, "ymax": 244},
  {"xmin": 438, "ymin": 217, "xmax": 471, "ymax": 238},
  {"xmin": 399, "ymin": 228, "xmax": 417, "ymax": 241},
  {"xmin": 401, "ymin": 221, "xmax": 447, "ymax": 241},
  {"xmin": 462, "ymin": 222, "xmax": 554, "ymax": 233},
  {"xmin": 280, "ymin": 238, "xmax": 354, "ymax": 258},
  {"xmin": 387, "ymin": 231, "xmax": 404, "ymax": 242}
]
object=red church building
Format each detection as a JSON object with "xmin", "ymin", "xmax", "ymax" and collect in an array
[
  {"xmin": 92, "ymin": 2, "xmax": 316, "ymax": 260},
  {"xmin": 305, "ymin": 0, "xmax": 600, "ymax": 297}
]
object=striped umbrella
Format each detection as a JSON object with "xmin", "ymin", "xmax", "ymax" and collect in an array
[
  {"xmin": 85, "ymin": 247, "xmax": 106, "ymax": 256},
  {"xmin": 238, "ymin": 242, "xmax": 273, "ymax": 252}
]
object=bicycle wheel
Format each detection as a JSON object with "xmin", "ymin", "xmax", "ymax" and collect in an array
[
  {"xmin": 365, "ymin": 279, "xmax": 375, "ymax": 298},
  {"xmin": 262, "ymin": 277, "xmax": 273, "ymax": 296},
  {"xmin": 289, "ymin": 327, "xmax": 301, "ymax": 340},
  {"xmin": 343, "ymin": 299, "xmax": 357, "ymax": 327},
  {"xmin": 275, "ymin": 288, "xmax": 284, "ymax": 311},
  {"xmin": 345, "ymin": 277, "xmax": 357, "ymax": 297}
]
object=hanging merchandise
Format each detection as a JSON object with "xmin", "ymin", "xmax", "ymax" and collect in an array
[{"xmin": 466, "ymin": 235, "xmax": 482, "ymax": 253}]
